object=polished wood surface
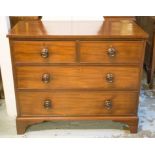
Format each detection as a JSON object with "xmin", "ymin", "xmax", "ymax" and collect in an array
[
  {"xmin": 104, "ymin": 16, "xmax": 136, "ymax": 21},
  {"xmin": 12, "ymin": 40, "xmax": 144, "ymax": 64},
  {"xmin": 12, "ymin": 41, "xmax": 76, "ymax": 63},
  {"xmin": 80, "ymin": 41, "xmax": 144, "ymax": 63},
  {"xmin": 18, "ymin": 91, "xmax": 138, "ymax": 116},
  {"xmin": 9, "ymin": 16, "xmax": 42, "ymax": 28},
  {"xmin": 8, "ymin": 20, "xmax": 148, "ymax": 39},
  {"xmin": 8, "ymin": 20, "xmax": 147, "ymax": 134},
  {"xmin": 16, "ymin": 66, "xmax": 140, "ymax": 90}
]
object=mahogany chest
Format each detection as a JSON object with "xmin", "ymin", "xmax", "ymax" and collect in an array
[{"xmin": 7, "ymin": 20, "xmax": 148, "ymax": 134}]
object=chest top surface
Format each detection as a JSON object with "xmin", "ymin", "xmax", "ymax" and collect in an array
[{"xmin": 7, "ymin": 20, "xmax": 148, "ymax": 39}]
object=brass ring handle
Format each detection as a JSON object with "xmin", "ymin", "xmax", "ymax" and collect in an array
[
  {"xmin": 107, "ymin": 47, "xmax": 116, "ymax": 57},
  {"xmin": 42, "ymin": 73, "xmax": 50, "ymax": 83},
  {"xmin": 43, "ymin": 99, "xmax": 52, "ymax": 109},
  {"xmin": 104, "ymin": 100, "xmax": 112, "ymax": 110},
  {"xmin": 41, "ymin": 48, "xmax": 49, "ymax": 58},
  {"xmin": 106, "ymin": 73, "xmax": 114, "ymax": 83}
]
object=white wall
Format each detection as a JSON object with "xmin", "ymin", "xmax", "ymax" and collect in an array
[
  {"xmin": 0, "ymin": 16, "xmax": 16, "ymax": 117},
  {"xmin": 42, "ymin": 16, "xmax": 103, "ymax": 21},
  {"xmin": 0, "ymin": 16, "xmax": 103, "ymax": 117}
]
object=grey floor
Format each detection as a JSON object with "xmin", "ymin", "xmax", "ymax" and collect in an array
[{"xmin": 0, "ymin": 72, "xmax": 155, "ymax": 138}]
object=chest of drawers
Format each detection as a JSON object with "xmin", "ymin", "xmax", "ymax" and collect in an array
[{"xmin": 8, "ymin": 20, "xmax": 148, "ymax": 134}]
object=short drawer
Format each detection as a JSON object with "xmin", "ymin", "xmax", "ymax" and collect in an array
[
  {"xmin": 12, "ymin": 41, "xmax": 76, "ymax": 63},
  {"xmin": 80, "ymin": 41, "xmax": 144, "ymax": 63},
  {"xmin": 18, "ymin": 91, "xmax": 138, "ymax": 116},
  {"xmin": 16, "ymin": 66, "xmax": 140, "ymax": 90}
]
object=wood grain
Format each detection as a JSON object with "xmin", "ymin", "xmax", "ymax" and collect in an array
[
  {"xmin": 17, "ymin": 91, "xmax": 138, "ymax": 116},
  {"xmin": 80, "ymin": 41, "xmax": 144, "ymax": 63},
  {"xmin": 7, "ymin": 20, "xmax": 148, "ymax": 39},
  {"xmin": 104, "ymin": 16, "xmax": 136, "ymax": 21},
  {"xmin": 16, "ymin": 66, "xmax": 140, "ymax": 90},
  {"xmin": 7, "ymin": 20, "xmax": 148, "ymax": 134},
  {"xmin": 12, "ymin": 41, "xmax": 76, "ymax": 63}
]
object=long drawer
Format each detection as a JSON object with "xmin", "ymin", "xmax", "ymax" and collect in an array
[
  {"xmin": 80, "ymin": 41, "xmax": 144, "ymax": 63},
  {"xmin": 16, "ymin": 66, "xmax": 140, "ymax": 90},
  {"xmin": 18, "ymin": 91, "xmax": 138, "ymax": 116},
  {"xmin": 12, "ymin": 41, "xmax": 76, "ymax": 63}
]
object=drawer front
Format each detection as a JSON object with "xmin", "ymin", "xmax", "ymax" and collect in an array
[
  {"xmin": 16, "ymin": 66, "xmax": 140, "ymax": 90},
  {"xmin": 80, "ymin": 41, "xmax": 144, "ymax": 63},
  {"xmin": 18, "ymin": 91, "xmax": 138, "ymax": 116},
  {"xmin": 12, "ymin": 41, "xmax": 76, "ymax": 63}
]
